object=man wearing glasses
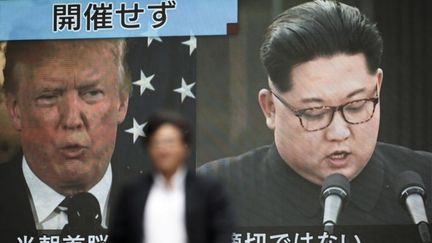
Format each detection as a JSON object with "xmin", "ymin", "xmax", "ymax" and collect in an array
[{"xmin": 199, "ymin": 0, "xmax": 432, "ymax": 226}]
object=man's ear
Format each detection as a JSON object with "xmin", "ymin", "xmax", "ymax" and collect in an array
[
  {"xmin": 117, "ymin": 92, "xmax": 129, "ymax": 124},
  {"xmin": 376, "ymin": 68, "xmax": 384, "ymax": 95},
  {"xmin": 5, "ymin": 94, "xmax": 22, "ymax": 131},
  {"xmin": 258, "ymin": 89, "xmax": 276, "ymax": 130}
]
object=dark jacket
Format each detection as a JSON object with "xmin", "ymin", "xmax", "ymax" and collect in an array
[
  {"xmin": 198, "ymin": 142, "xmax": 432, "ymax": 227},
  {"xmin": 0, "ymin": 152, "xmax": 131, "ymax": 242},
  {"xmin": 108, "ymin": 170, "xmax": 234, "ymax": 243}
]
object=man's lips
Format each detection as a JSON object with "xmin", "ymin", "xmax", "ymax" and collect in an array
[
  {"xmin": 325, "ymin": 150, "xmax": 351, "ymax": 168},
  {"xmin": 59, "ymin": 144, "xmax": 88, "ymax": 159}
]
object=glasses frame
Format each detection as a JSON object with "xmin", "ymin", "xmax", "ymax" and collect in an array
[{"xmin": 270, "ymin": 88, "xmax": 380, "ymax": 132}]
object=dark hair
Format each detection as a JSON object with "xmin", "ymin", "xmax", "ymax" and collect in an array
[
  {"xmin": 260, "ymin": 0, "xmax": 383, "ymax": 92},
  {"xmin": 143, "ymin": 110, "xmax": 192, "ymax": 148},
  {"xmin": 2, "ymin": 39, "xmax": 131, "ymax": 96}
]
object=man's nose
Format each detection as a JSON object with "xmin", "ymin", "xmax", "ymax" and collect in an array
[
  {"xmin": 60, "ymin": 93, "xmax": 86, "ymax": 130},
  {"xmin": 325, "ymin": 111, "xmax": 350, "ymax": 142}
]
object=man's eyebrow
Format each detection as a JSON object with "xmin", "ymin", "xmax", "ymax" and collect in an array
[
  {"xmin": 36, "ymin": 87, "xmax": 64, "ymax": 93},
  {"xmin": 300, "ymin": 87, "xmax": 367, "ymax": 104},
  {"xmin": 34, "ymin": 82, "xmax": 66, "ymax": 93},
  {"xmin": 77, "ymin": 81, "xmax": 100, "ymax": 90},
  {"xmin": 300, "ymin": 97, "xmax": 323, "ymax": 104}
]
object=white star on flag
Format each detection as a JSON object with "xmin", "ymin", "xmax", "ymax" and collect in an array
[
  {"xmin": 174, "ymin": 78, "xmax": 195, "ymax": 102},
  {"xmin": 133, "ymin": 71, "xmax": 155, "ymax": 95},
  {"xmin": 125, "ymin": 118, "xmax": 146, "ymax": 144},
  {"xmin": 142, "ymin": 23, "xmax": 163, "ymax": 47},
  {"xmin": 182, "ymin": 36, "xmax": 197, "ymax": 55},
  {"xmin": 147, "ymin": 36, "xmax": 163, "ymax": 47}
]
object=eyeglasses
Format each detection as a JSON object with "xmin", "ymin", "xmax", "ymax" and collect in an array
[{"xmin": 270, "ymin": 89, "xmax": 379, "ymax": 132}]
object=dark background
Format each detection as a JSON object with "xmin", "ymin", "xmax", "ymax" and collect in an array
[{"xmin": 196, "ymin": 0, "xmax": 432, "ymax": 166}]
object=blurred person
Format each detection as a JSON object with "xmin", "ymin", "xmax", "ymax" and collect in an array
[
  {"xmin": 0, "ymin": 39, "xmax": 131, "ymax": 234},
  {"xmin": 199, "ymin": 0, "xmax": 432, "ymax": 226},
  {"xmin": 109, "ymin": 111, "xmax": 233, "ymax": 243}
]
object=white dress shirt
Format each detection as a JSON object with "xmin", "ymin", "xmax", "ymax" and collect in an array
[
  {"xmin": 143, "ymin": 167, "xmax": 187, "ymax": 243},
  {"xmin": 22, "ymin": 157, "xmax": 112, "ymax": 230}
]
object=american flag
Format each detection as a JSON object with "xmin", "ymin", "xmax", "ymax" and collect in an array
[{"xmin": 111, "ymin": 36, "xmax": 197, "ymax": 174}]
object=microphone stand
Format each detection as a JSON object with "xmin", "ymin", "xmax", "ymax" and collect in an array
[{"xmin": 417, "ymin": 222, "xmax": 431, "ymax": 243}]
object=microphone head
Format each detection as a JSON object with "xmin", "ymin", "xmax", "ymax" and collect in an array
[
  {"xmin": 67, "ymin": 192, "xmax": 102, "ymax": 227},
  {"xmin": 320, "ymin": 173, "xmax": 351, "ymax": 206},
  {"xmin": 396, "ymin": 171, "xmax": 426, "ymax": 203}
]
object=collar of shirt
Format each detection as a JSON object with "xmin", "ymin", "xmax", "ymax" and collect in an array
[
  {"xmin": 265, "ymin": 143, "xmax": 384, "ymax": 218},
  {"xmin": 22, "ymin": 156, "xmax": 112, "ymax": 225},
  {"xmin": 153, "ymin": 166, "xmax": 187, "ymax": 190}
]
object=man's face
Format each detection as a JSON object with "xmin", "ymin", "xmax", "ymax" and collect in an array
[
  {"xmin": 148, "ymin": 124, "xmax": 188, "ymax": 176},
  {"xmin": 259, "ymin": 53, "xmax": 383, "ymax": 185},
  {"xmin": 6, "ymin": 42, "xmax": 128, "ymax": 194}
]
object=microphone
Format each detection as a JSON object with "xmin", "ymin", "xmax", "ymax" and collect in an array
[
  {"xmin": 320, "ymin": 173, "xmax": 350, "ymax": 235},
  {"xmin": 396, "ymin": 171, "xmax": 431, "ymax": 243},
  {"xmin": 61, "ymin": 192, "xmax": 104, "ymax": 235}
]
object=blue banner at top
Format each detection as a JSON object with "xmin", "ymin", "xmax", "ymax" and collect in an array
[{"xmin": 0, "ymin": 0, "xmax": 238, "ymax": 40}]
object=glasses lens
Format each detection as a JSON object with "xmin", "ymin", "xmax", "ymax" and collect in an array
[
  {"xmin": 300, "ymin": 107, "xmax": 334, "ymax": 131},
  {"xmin": 343, "ymin": 99, "xmax": 376, "ymax": 124}
]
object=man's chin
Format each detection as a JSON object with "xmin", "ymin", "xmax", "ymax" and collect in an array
[
  {"xmin": 59, "ymin": 172, "xmax": 92, "ymax": 185},
  {"xmin": 58, "ymin": 161, "xmax": 87, "ymax": 173},
  {"xmin": 55, "ymin": 174, "xmax": 98, "ymax": 195},
  {"xmin": 323, "ymin": 167, "xmax": 358, "ymax": 182},
  {"xmin": 55, "ymin": 165, "xmax": 98, "ymax": 185}
]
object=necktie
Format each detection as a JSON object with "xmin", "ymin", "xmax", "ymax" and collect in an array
[{"xmin": 61, "ymin": 192, "xmax": 104, "ymax": 234}]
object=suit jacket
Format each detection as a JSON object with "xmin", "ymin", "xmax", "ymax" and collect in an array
[
  {"xmin": 198, "ymin": 142, "xmax": 432, "ymax": 227},
  {"xmin": 108, "ymin": 170, "xmax": 234, "ymax": 243},
  {"xmin": 0, "ymin": 152, "xmax": 132, "ymax": 243}
]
